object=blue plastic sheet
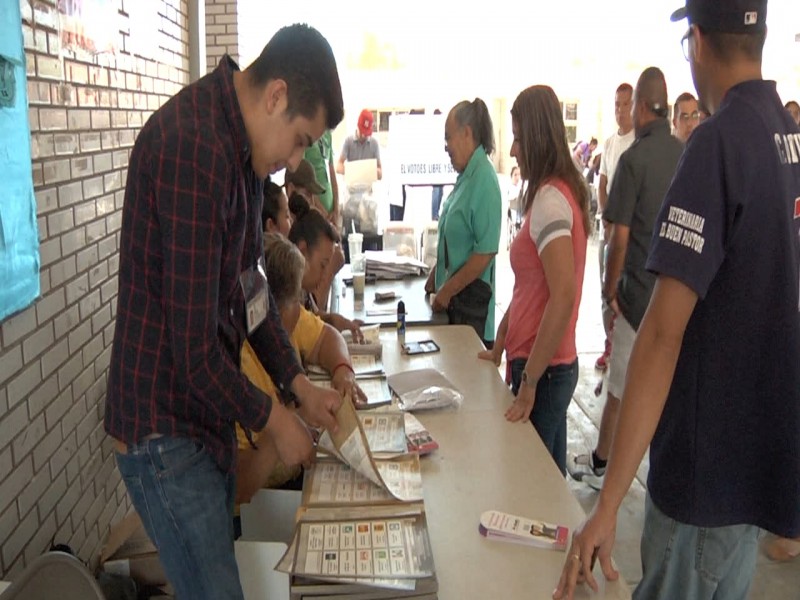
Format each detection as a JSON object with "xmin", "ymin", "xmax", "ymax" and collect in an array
[{"xmin": 0, "ymin": 1, "xmax": 40, "ymax": 321}]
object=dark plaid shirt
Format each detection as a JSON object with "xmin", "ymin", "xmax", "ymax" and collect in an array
[{"xmin": 105, "ymin": 56, "xmax": 303, "ymax": 473}]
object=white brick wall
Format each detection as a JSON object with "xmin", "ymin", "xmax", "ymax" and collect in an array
[
  {"xmin": 206, "ymin": 0, "xmax": 240, "ymax": 71},
  {"xmin": 0, "ymin": 0, "xmax": 191, "ymax": 578}
]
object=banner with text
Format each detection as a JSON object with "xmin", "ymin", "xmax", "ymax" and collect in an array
[{"xmin": 388, "ymin": 114, "xmax": 457, "ymax": 186}]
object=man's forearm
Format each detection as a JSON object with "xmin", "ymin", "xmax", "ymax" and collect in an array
[
  {"xmin": 598, "ymin": 176, "xmax": 609, "ymax": 213},
  {"xmin": 603, "ymin": 227, "xmax": 627, "ymax": 299},
  {"xmin": 329, "ymin": 161, "xmax": 339, "ymax": 212}
]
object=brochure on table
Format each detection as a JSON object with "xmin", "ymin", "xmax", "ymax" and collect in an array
[
  {"xmin": 404, "ymin": 413, "xmax": 439, "ymax": 455},
  {"xmin": 478, "ymin": 509, "xmax": 569, "ymax": 551}
]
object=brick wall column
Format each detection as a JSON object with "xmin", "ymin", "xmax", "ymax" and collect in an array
[{"xmin": 205, "ymin": 0, "xmax": 240, "ymax": 72}]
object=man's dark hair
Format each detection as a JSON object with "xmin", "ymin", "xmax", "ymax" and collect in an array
[
  {"xmin": 616, "ymin": 83, "xmax": 633, "ymax": 96},
  {"xmin": 636, "ymin": 67, "xmax": 669, "ymax": 119},
  {"xmin": 246, "ymin": 24, "xmax": 344, "ymax": 129},
  {"xmin": 699, "ymin": 28, "xmax": 766, "ymax": 64},
  {"xmin": 673, "ymin": 92, "xmax": 697, "ymax": 119}
]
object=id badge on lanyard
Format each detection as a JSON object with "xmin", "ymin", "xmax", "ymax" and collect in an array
[{"xmin": 240, "ymin": 256, "xmax": 269, "ymax": 335}]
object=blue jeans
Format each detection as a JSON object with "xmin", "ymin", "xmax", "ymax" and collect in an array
[
  {"xmin": 510, "ymin": 358, "xmax": 578, "ymax": 475},
  {"xmin": 431, "ymin": 185, "xmax": 443, "ymax": 220},
  {"xmin": 634, "ymin": 493, "xmax": 760, "ymax": 600},
  {"xmin": 115, "ymin": 436, "xmax": 244, "ymax": 600}
]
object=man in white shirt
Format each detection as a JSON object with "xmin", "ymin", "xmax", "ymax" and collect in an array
[{"xmin": 595, "ymin": 83, "xmax": 635, "ymax": 372}]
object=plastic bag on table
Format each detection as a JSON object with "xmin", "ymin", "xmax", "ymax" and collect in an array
[
  {"xmin": 342, "ymin": 183, "xmax": 379, "ymax": 234},
  {"xmin": 397, "ymin": 385, "xmax": 464, "ymax": 412}
]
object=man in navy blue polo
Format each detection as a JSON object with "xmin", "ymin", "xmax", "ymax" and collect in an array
[{"xmin": 555, "ymin": 1, "xmax": 800, "ymax": 598}]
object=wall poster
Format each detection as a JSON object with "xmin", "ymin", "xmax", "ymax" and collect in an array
[{"xmin": 0, "ymin": 1, "xmax": 40, "ymax": 321}]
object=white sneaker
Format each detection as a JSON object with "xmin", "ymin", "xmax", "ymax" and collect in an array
[{"xmin": 567, "ymin": 452, "xmax": 606, "ymax": 491}]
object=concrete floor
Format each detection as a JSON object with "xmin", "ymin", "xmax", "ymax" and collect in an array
[
  {"xmin": 492, "ymin": 229, "xmax": 800, "ymax": 599},
  {"xmin": 398, "ymin": 188, "xmax": 799, "ymax": 598}
]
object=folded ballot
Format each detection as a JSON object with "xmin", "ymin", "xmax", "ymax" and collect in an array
[{"xmin": 478, "ymin": 510, "xmax": 568, "ymax": 551}]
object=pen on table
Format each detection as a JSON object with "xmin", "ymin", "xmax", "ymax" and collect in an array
[{"xmin": 397, "ymin": 300, "xmax": 406, "ymax": 344}]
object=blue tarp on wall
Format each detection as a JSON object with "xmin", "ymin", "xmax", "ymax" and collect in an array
[{"xmin": 0, "ymin": 1, "xmax": 40, "ymax": 322}]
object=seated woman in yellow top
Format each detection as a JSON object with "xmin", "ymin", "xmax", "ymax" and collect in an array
[{"xmin": 236, "ymin": 233, "xmax": 365, "ymax": 504}]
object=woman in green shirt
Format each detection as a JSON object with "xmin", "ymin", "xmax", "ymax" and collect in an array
[{"xmin": 425, "ymin": 99, "xmax": 502, "ymax": 345}]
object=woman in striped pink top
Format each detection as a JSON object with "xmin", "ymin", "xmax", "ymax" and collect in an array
[{"xmin": 480, "ymin": 85, "xmax": 591, "ymax": 474}]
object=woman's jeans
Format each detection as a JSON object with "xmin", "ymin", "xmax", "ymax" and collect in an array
[
  {"xmin": 115, "ymin": 435, "xmax": 243, "ymax": 600},
  {"xmin": 509, "ymin": 358, "xmax": 579, "ymax": 475}
]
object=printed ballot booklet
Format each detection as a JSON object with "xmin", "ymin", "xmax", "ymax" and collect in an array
[
  {"xmin": 276, "ymin": 395, "xmax": 438, "ymax": 598},
  {"xmin": 478, "ymin": 509, "xmax": 569, "ymax": 551}
]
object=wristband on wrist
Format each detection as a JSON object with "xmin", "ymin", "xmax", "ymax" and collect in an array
[
  {"xmin": 521, "ymin": 370, "xmax": 535, "ymax": 387},
  {"xmin": 332, "ymin": 362, "xmax": 355, "ymax": 377}
]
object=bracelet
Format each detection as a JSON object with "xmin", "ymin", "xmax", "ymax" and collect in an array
[
  {"xmin": 521, "ymin": 370, "xmax": 535, "ymax": 387},
  {"xmin": 332, "ymin": 362, "xmax": 355, "ymax": 377}
]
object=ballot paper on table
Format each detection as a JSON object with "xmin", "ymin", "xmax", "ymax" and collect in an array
[
  {"xmin": 365, "ymin": 250, "xmax": 429, "ymax": 279},
  {"xmin": 307, "ymin": 354, "xmax": 385, "ymax": 379},
  {"xmin": 313, "ymin": 396, "xmax": 422, "ymax": 504},
  {"xmin": 344, "ymin": 158, "xmax": 378, "ymax": 187}
]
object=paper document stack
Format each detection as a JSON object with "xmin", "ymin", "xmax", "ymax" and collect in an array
[
  {"xmin": 307, "ymin": 354, "xmax": 384, "ymax": 380},
  {"xmin": 307, "ymin": 332, "xmax": 392, "ymax": 408},
  {"xmin": 277, "ymin": 397, "xmax": 439, "ymax": 599},
  {"xmin": 478, "ymin": 510, "xmax": 569, "ymax": 551},
  {"xmin": 343, "ymin": 324, "xmax": 382, "ymax": 356},
  {"xmin": 365, "ymin": 251, "xmax": 429, "ymax": 280}
]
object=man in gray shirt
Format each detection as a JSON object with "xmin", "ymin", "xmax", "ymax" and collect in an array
[
  {"xmin": 569, "ymin": 67, "xmax": 684, "ymax": 490},
  {"xmin": 336, "ymin": 108, "xmax": 382, "ymax": 179}
]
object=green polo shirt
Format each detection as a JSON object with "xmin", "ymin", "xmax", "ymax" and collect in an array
[
  {"xmin": 435, "ymin": 145, "xmax": 502, "ymax": 340},
  {"xmin": 304, "ymin": 130, "xmax": 334, "ymax": 213}
]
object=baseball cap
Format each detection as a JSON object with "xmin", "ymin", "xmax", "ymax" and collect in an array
[
  {"xmin": 284, "ymin": 159, "xmax": 325, "ymax": 194},
  {"xmin": 670, "ymin": 0, "xmax": 767, "ymax": 33},
  {"xmin": 357, "ymin": 109, "xmax": 374, "ymax": 137}
]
